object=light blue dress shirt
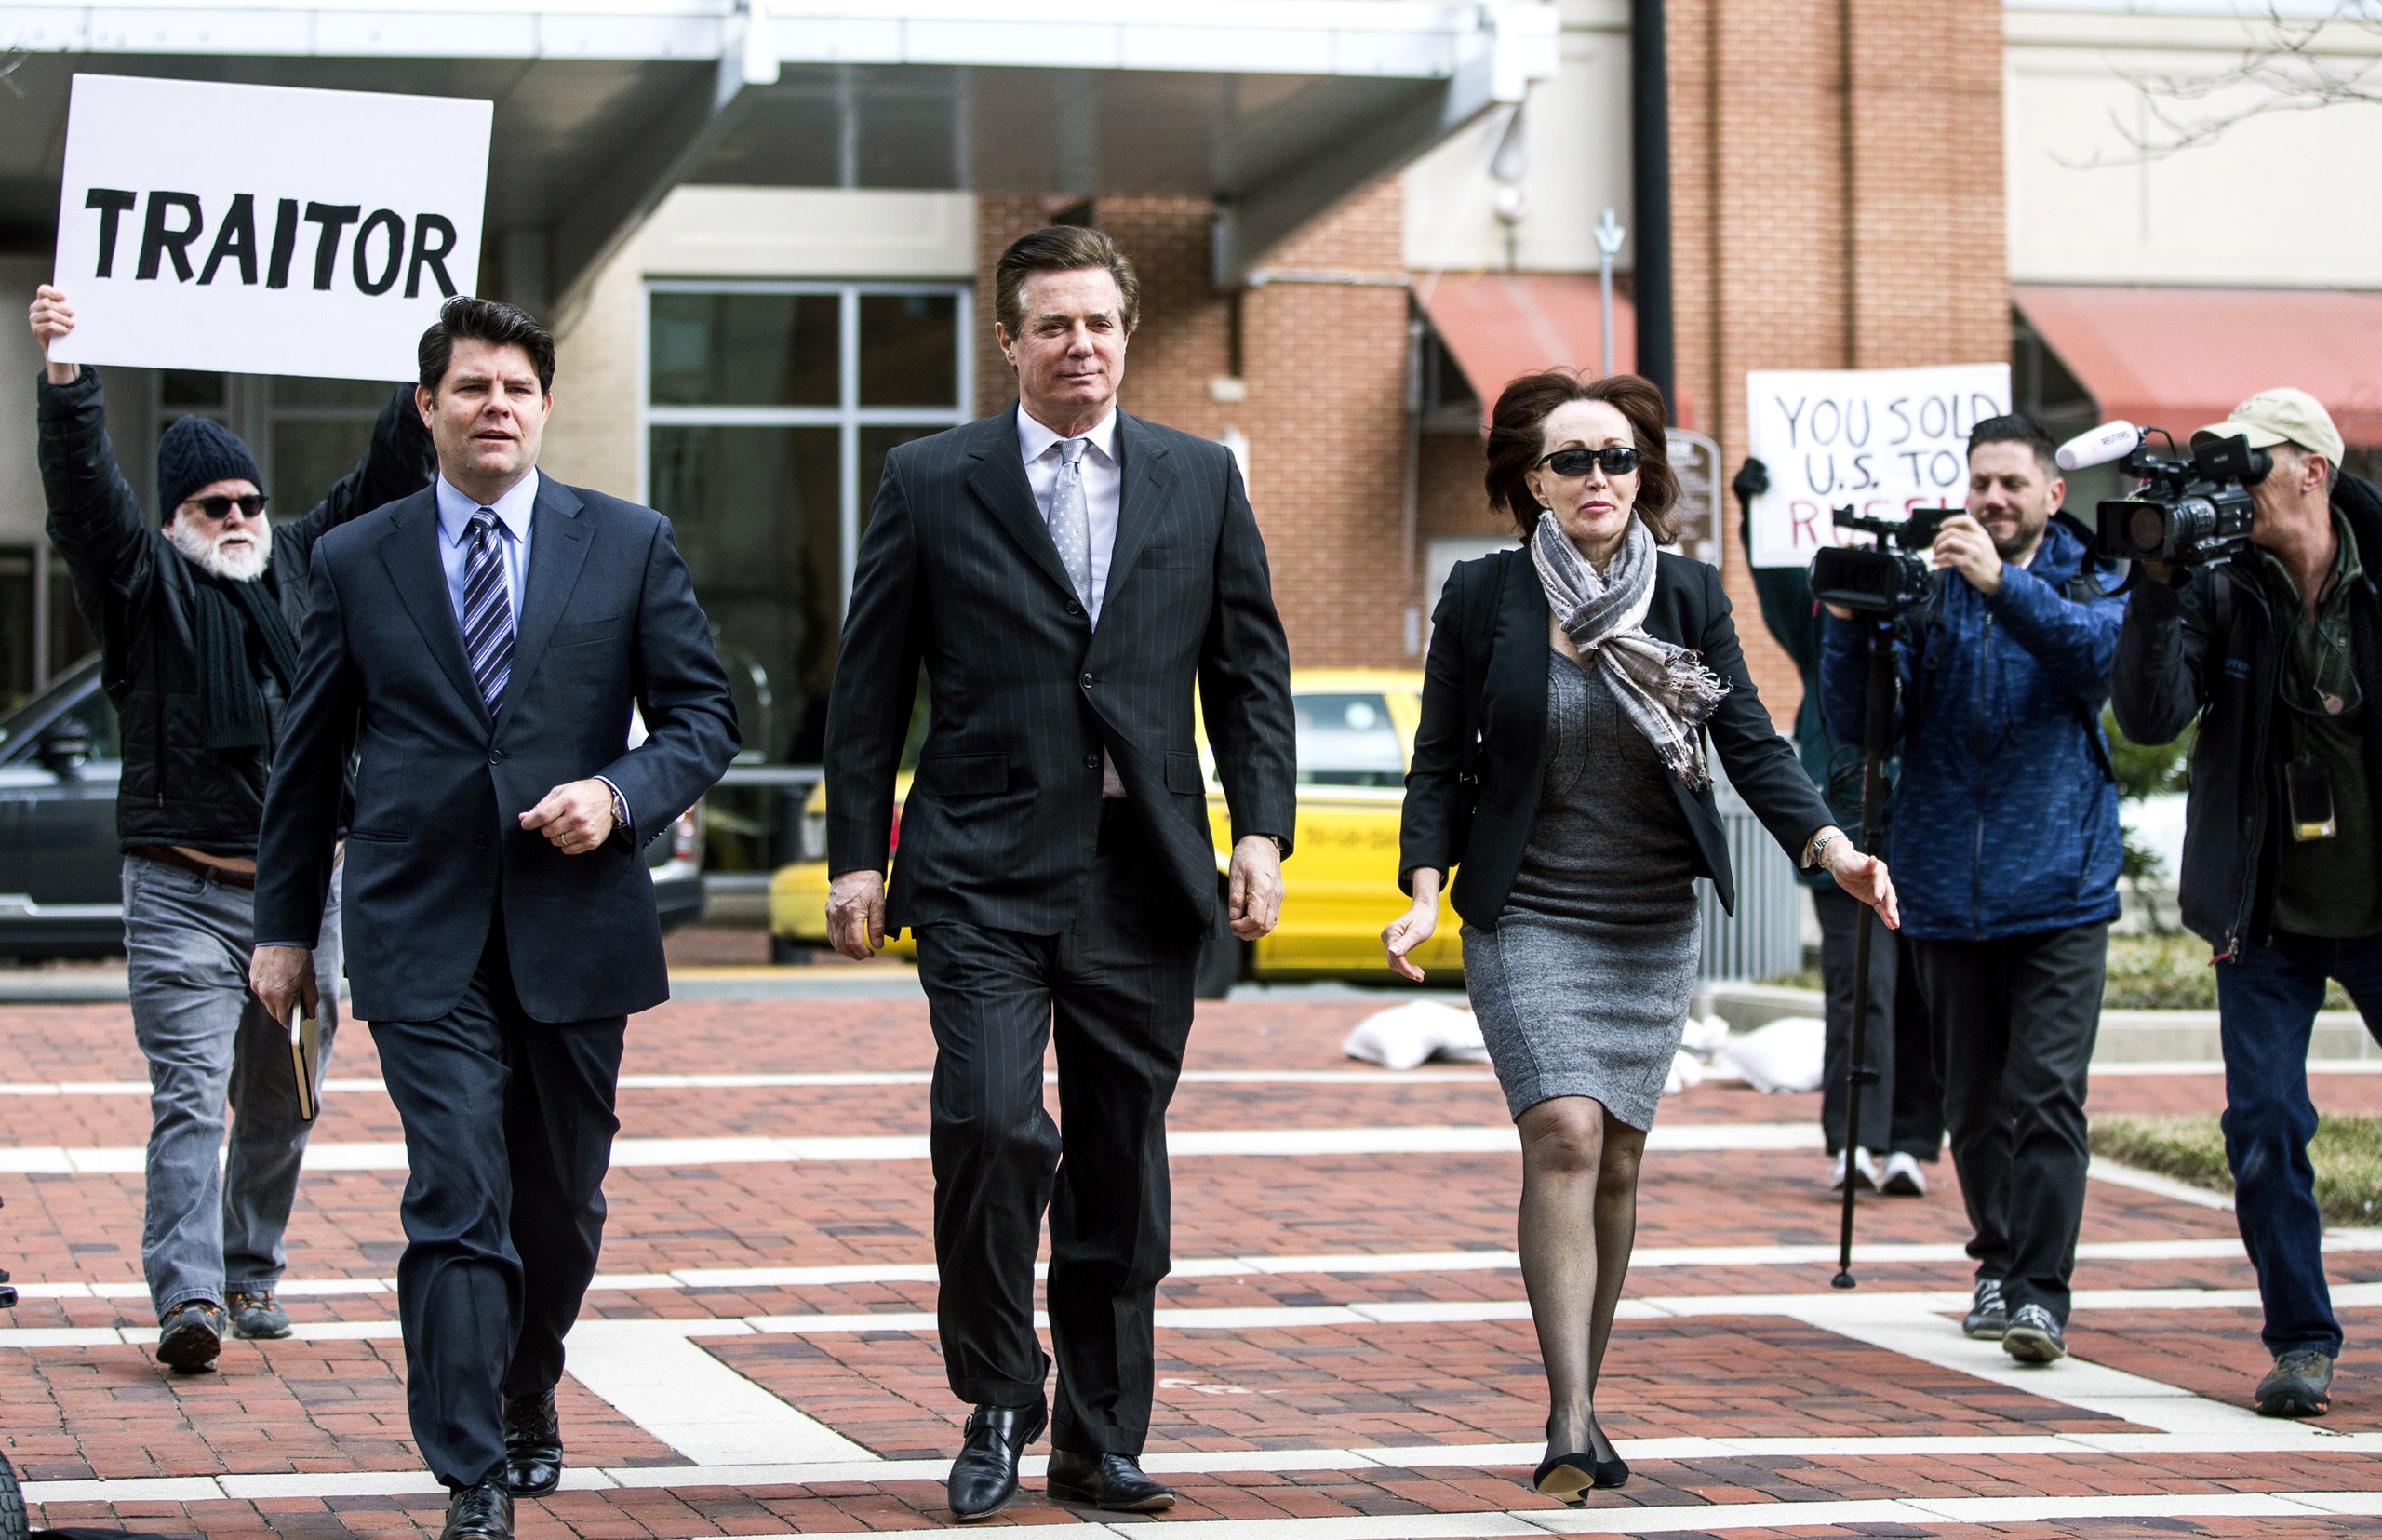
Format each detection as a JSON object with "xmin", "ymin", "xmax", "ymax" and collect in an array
[
  {"xmin": 433, "ymin": 469, "xmax": 537, "ymax": 631},
  {"xmin": 431, "ymin": 469, "xmax": 630, "ymax": 833}
]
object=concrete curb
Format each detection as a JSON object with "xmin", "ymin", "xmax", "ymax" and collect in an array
[{"xmin": 1693, "ymin": 982, "xmax": 2375, "ymax": 1065}]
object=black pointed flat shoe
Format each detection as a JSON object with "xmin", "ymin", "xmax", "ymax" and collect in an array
[{"xmin": 1532, "ymin": 1449, "xmax": 1599, "ymax": 1507}]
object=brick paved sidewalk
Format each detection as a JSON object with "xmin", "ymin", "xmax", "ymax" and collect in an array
[{"xmin": 7, "ymin": 996, "xmax": 2382, "ymax": 1539}]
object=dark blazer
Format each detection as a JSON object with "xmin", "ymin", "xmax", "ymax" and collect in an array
[
  {"xmin": 254, "ymin": 476, "xmax": 739, "ymax": 1023},
  {"xmin": 824, "ymin": 406, "xmax": 1297, "ymax": 938},
  {"xmin": 1399, "ymin": 544, "xmax": 1833, "ymax": 927}
]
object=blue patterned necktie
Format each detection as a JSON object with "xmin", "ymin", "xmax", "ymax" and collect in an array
[
  {"xmin": 461, "ymin": 509, "xmax": 514, "ymax": 716},
  {"xmin": 1044, "ymin": 437, "xmax": 1093, "ymax": 610}
]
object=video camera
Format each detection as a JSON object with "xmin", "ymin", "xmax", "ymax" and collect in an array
[
  {"xmin": 1808, "ymin": 505, "xmax": 1955, "ymax": 616},
  {"xmin": 2058, "ymin": 422, "xmax": 2268, "ymax": 567}
]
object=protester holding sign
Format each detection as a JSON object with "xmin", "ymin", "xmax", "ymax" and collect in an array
[{"xmin": 29, "ymin": 283, "xmax": 433, "ymax": 1374}]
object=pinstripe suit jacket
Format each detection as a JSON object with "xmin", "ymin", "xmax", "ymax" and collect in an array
[{"xmin": 824, "ymin": 406, "xmax": 1297, "ymax": 938}]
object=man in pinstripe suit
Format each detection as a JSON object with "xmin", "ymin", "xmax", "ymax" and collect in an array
[{"xmin": 823, "ymin": 226, "xmax": 1296, "ymax": 1521}]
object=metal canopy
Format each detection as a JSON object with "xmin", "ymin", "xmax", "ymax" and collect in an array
[{"xmin": 0, "ymin": 2, "xmax": 1557, "ymax": 315}]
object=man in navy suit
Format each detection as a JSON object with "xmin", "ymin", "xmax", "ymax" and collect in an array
[{"xmin": 249, "ymin": 297, "xmax": 737, "ymax": 1540}]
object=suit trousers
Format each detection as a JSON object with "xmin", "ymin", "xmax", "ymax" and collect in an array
[
  {"xmin": 913, "ymin": 802, "xmax": 1200, "ymax": 1456},
  {"xmin": 371, "ymin": 923, "xmax": 626, "ymax": 1489},
  {"xmin": 1912, "ymin": 922, "xmax": 2108, "ymax": 1324}
]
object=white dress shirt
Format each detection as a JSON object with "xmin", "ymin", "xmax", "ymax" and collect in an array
[
  {"xmin": 1017, "ymin": 406, "xmax": 1126, "ymax": 796},
  {"xmin": 1018, "ymin": 406, "xmax": 1121, "ymax": 626}
]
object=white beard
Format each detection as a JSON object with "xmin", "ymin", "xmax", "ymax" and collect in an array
[{"xmin": 168, "ymin": 515, "xmax": 273, "ymax": 583}]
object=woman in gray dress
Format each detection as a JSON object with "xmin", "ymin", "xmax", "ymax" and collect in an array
[{"xmin": 1381, "ymin": 370, "xmax": 1898, "ymax": 1502}]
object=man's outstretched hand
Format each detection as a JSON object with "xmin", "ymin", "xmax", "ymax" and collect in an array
[
  {"xmin": 827, "ymin": 869, "xmax": 887, "ymax": 960},
  {"xmin": 248, "ymin": 944, "xmax": 319, "ymax": 1027}
]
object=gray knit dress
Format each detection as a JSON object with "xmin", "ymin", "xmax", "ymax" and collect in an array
[{"xmin": 1462, "ymin": 649, "xmax": 1701, "ymax": 1130}]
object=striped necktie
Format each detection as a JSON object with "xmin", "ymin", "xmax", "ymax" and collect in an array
[{"xmin": 461, "ymin": 508, "xmax": 514, "ymax": 716}]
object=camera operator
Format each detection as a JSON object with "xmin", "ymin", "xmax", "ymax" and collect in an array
[
  {"xmin": 1819, "ymin": 413, "xmax": 2127, "ymax": 1366},
  {"xmin": 2110, "ymin": 389, "xmax": 2382, "ymax": 1421}
]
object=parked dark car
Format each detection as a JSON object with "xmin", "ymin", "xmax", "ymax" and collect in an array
[{"xmin": 0, "ymin": 654, "xmax": 706, "ymax": 959}]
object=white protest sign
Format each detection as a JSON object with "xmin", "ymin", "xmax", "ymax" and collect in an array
[
  {"xmin": 1744, "ymin": 364, "xmax": 2011, "ymax": 568},
  {"xmin": 49, "ymin": 74, "xmax": 492, "ymax": 382}
]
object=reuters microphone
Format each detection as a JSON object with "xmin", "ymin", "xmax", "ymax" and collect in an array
[{"xmin": 2055, "ymin": 421, "xmax": 2143, "ymax": 472}]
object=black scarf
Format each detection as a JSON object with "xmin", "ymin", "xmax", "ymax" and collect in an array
[{"xmin": 187, "ymin": 565, "xmax": 301, "ymax": 751}]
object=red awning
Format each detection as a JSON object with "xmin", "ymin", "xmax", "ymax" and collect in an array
[
  {"xmin": 1414, "ymin": 272, "xmax": 1635, "ymax": 425},
  {"xmin": 2016, "ymin": 285, "xmax": 2382, "ymax": 448}
]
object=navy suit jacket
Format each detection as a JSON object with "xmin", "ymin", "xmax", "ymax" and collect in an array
[
  {"xmin": 255, "ymin": 476, "xmax": 739, "ymax": 1023},
  {"xmin": 823, "ymin": 407, "xmax": 1296, "ymax": 938}
]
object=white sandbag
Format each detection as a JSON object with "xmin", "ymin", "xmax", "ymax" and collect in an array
[
  {"xmin": 1662, "ymin": 1048, "xmax": 1706, "ymax": 1097},
  {"xmin": 1342, "ymin": 999, "xmax": 1487, "ymax": 1071},
  {"xmin": 1720, "ymin": 1015, "xmax": 1827, "ymax": 1094},
  {"xmin": 1679, "ymin": 1014, "xmax": 1732, "ymax": 1060}
]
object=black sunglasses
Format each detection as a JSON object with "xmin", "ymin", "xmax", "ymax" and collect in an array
[
  {"xmin": 183, "ymin": 492, "xmax": 269, "ymax": 522},
  {"xmin": 1536, "ymin": 446, "xmax": 1641, "ymax": 478}
]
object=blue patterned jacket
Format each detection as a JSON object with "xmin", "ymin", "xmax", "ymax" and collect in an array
[{"xmin": 1818, "ymin": 516, "xmax": 2128, "ymax": 942}]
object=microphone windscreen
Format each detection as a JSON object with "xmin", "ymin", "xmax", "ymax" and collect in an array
[{"xmin": 2055, "ymin": 422, "xmax": 2141, "ymax": 472}]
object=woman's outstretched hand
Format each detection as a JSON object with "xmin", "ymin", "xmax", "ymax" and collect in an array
[
  {"xmin": 1825, "ymin": 841, "xmax": 1900, "ymax": 931},
  {"xmin": 1383, "ymin": 867, "xmax": 1445, "ymax": 982}
]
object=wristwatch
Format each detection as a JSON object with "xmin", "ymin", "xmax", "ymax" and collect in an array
[{"xmin": 1803, "ymin": 829, "xmax": 1844, "ymax": 869}]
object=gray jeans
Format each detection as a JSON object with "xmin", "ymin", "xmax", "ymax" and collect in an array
[{"xmin": 123, "ymin": 854, "xmax": 342, "ymax": 1318}]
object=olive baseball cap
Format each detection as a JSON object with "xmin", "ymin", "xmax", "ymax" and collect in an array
[{"xmin": 2194, "ymin": 387, "xmax": 2345, "ymax": 465}]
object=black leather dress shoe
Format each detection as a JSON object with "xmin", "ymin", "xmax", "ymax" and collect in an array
[
  {"xmin": 1046, "ymin": 1450, "xmax": 1175, "ymax": 1513},
  {"xmin": 946, "ymin": 1401, "xmax": 1046, "ymax": 1522},
  {"xmin": 502, "ymin": 1389, "xmax": 564, "ymax": 1496},
  {"xmin": 440, "ymin": 1478, "xmax": 514, "ymax": 1540}
]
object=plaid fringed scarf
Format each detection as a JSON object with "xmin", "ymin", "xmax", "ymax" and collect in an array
[{"xmin": 1529, "ymin": 511, "xmax": 1729, "ymax": 789}]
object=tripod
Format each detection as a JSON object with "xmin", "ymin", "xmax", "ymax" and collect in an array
[{"xmin": 1830, "ymin": 611, "xmax": 1898, "ymax": 1290}]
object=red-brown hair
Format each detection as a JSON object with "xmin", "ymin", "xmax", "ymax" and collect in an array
[{"xmin": 1483, "ymin": 370, "xmax": 1678, "ymax": 542}]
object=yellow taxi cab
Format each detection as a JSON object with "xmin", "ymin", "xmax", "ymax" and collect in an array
[{"xmin": 767, "ymin": 668, "xmax": 1465, "ymax": 994}]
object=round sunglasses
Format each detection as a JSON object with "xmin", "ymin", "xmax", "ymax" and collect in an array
[
  {"xmin": 181, "ymin": 492, "xmax": 270, "ymax": 522},
  {"xmin": 1534, "ymin": 445, "xmax": 1640, "ymax": 478}
]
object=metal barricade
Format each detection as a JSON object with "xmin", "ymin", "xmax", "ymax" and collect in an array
[{"xmin": 1695, "ymin": 764, "xmax": 1805, "ymax": 983}]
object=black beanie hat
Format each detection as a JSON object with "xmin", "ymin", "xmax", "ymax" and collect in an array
[{"xmin": 156, "ymin": 415, "xmax": 264, "ymax": 519}]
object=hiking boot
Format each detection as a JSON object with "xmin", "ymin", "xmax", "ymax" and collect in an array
[
  {"xmin": 1962, "ymin": 1278, "xmax": 2009, "ymax": 1340},
  {"xmin": 155, "ymin": 1299, "xmax": 224, "ymax": 1373},
  {"xmin": 227, "ymin": 1289, "xmax": 291, "ymax": 1340},
  {"xmin": 2001, "ymin": 1303, "xmax": 2068, "ymax": 1363},
  {"xmin": 2255, "ymin": 1350, "xmax": 2333, "ymax": 1417}
]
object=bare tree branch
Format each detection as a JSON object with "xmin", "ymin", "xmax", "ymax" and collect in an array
[{"xmin": 2054, "ymin": 1, "xmax": 2382, "ymax": 167}]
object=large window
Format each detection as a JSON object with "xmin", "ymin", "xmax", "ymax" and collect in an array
[
  {"xmin": 644, "ymin": 281, "xmax": 970, "ymax": 764},
  {"xmin": 149, "ymin": 370, "xmax": 389, "ymax": 521}
]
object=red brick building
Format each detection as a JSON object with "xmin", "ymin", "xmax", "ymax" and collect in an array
[{"xmin": 954, "ymin": 0, "xmax": 2010, "ymax": 727}]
